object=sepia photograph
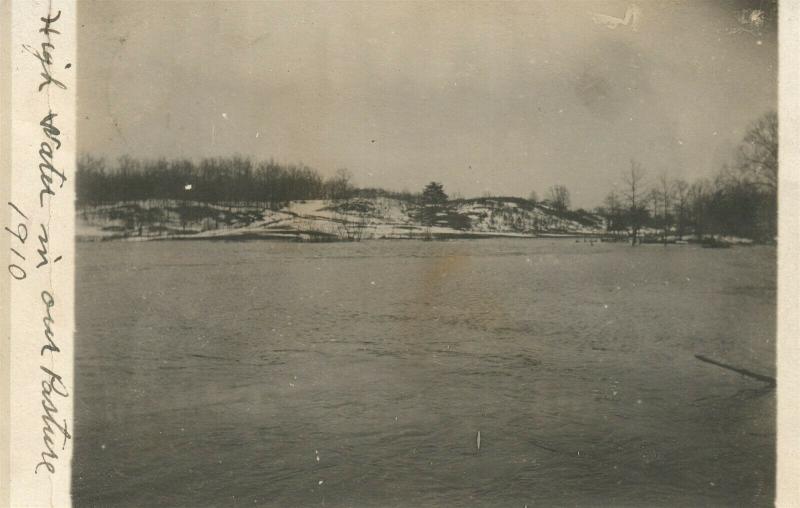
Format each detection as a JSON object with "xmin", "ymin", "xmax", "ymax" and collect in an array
[{"xmin": 64, "ymin": 0, "xmax": 780, "ymax": 506}]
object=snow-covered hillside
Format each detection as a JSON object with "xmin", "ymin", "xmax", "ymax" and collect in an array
[{"xmin": 76, "ymin": 197, "xmax": 605, "ymax": 241}]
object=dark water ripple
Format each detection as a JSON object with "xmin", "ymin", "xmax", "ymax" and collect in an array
[{"xmin": 73, "ymin": 239, "xmax": 775, "ymax": 507}]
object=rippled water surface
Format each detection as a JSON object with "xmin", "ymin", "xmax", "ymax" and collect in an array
[{"xmin": 73, "ymin": 239, "xmax": 776, "ymax": 507}]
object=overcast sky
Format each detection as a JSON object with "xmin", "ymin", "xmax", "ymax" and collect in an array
[{"xmin": 78, "ymin": 0, "xmax": 777, "ymax": 208}]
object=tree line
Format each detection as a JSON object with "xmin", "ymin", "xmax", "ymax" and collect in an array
[
  {"xmin": 76, "ymin": 154, "xmax": 427, "ymax": 209},
  {"xmin": 534, "ymin": 111, "xmax": 777, "ymax": 243},
  {"xmin": 77, "ymin": 110, "xmax": 777, "ymax": 242},
  {"xmin": 76, "ymin": 155, "xmax": 364, "ymax": 208},
  {"xmin": 595, "ymin": 111, "xmax": 777, "ymax": 244}
]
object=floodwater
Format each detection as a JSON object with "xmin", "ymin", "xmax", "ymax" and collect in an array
[{"xmin": 72, "ymin": 239, "xmax": 776, "ymax": 507}]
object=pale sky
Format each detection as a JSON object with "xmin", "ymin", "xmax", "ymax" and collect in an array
[{"xmin": 78, "ymin": 0, "xmax": 777, "ymax": 208}]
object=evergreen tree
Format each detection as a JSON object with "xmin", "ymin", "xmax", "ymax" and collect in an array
[
  {"xmin": 420, "ymin": 182, "xmax": 448, "ymax": 226},
  {"xmin": 421, "ymin": 182, "xmax": 448, "ymax": 205}
]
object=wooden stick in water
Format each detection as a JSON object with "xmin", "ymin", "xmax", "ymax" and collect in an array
[{"xmin": 695, "ymin": 354, "xmax": 776, "ymax": 388}]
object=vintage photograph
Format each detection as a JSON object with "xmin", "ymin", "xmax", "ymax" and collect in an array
[{"xmin": 71, "ymin": 1, "xmax": 777, "ymax": 506}]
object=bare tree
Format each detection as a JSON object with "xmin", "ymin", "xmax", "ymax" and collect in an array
[
  {"xmin": 546, "ymin": 184, "xmax": 571, "ymax": 211},
  {"xmin": 648, "ymin": 188, "xmax": 660, "ymax": 224},
  {"xmin": 736, "ymin": 110, "xmax": 777, "ymax": 192},
  {"xmin": 688, "ymin": 179, "xmax": 712, "ymax": 241},
  {"xmin": 337, "ymin": 211, "xmax": 370, "ymax": 241},
  {"xmin": 326, "ymin": 168, "xmax": 354, "ymax": 202},
  {"xmin": 528, "ymin": 190, "xmax": 539, "ymax": 203},
  {"xmin": 657, "ymin": 173, "xmax": 673, "ymax": 245},
  {"xmin": 623, "ymin": 160, "xmax": 647, "ymax": 246},
  {"xmin": 672, "ymin": 179, "xmax": 690, "ymax": 240},
  {"xmin": 603, "ymin": 189, "xmax": 624, "ymax": 240}
]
